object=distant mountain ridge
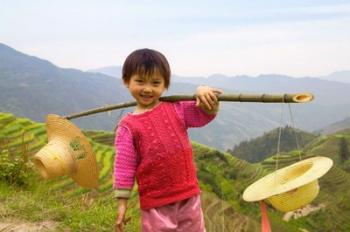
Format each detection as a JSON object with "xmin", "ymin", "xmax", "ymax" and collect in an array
[
  {"xmin": 95, "ymin": 65, "xmax": 350, "ymax": 105},
  {"xmin": 89, "ymin": 65, "xmax": 350, "ymax": 132},
  {"xmin": 93, "ymin": 64, "xmax": 350, "ymax": 85},
  {"xmin": 1, "ymin": 43, "xmax": 350, "ymax": 150},
  {"xmin": 0, "ymin": 43, "xmax": 130, "ymax": 130},
  {"xmin": 88, "ymin": 65, "xmax": 122, "ymax": 78},
  {"xmin": 318, "ymin": 70, "xmax": 350, "ymax": 83}
]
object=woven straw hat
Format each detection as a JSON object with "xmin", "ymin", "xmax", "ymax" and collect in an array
[
  {"xmin": 33, "ymin": 114, "xmax": 99, "ymax": 189},
  {"xmin": 243, "ymin": 156, "xmax": 333, "ymax": 212}
]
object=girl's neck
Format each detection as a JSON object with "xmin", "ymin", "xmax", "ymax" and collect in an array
[{"xmin": 134, "ymin": 101, "xmax": 161, "ymax": 114}]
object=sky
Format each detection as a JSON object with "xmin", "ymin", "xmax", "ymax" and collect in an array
[{"xmin": 1, "ymin": 0, "xmax": 350, "ymax": 77}]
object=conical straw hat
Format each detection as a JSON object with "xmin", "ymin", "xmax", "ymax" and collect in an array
[
  {"xmin": 33, "ymin": 114, "xmax": 99, "ymax": 189},
  {"xmin": 243, "ymin": 156, "xmax": 333, "ymax": 212}
]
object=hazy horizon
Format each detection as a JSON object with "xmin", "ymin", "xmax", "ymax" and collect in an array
[{"xmin": 88, "ymin": 64, "xmax": 350, "ymax": 79}]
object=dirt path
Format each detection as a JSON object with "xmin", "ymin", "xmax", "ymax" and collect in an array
[
  {"xmin": 0, "ymin": 200, "xmax": 64, "ymax": 231},
  {"xmin": 0, "ymin": 220, "xmax": 60, "ymax": 232}
]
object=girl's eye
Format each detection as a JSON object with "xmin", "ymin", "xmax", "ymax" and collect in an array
[
  {"xmin": 153, "ymin": 82, "xmax": 160, "ymax": 85},
  {"xmin": 136, "ymin": 79, "xmax": 144, "ymax": 83}
]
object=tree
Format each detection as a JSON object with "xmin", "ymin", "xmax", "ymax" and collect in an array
[{"xmin": 339, "ymin": 137, "xmax": 350, "ymax": 162}]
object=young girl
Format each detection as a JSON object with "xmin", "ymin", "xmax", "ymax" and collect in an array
[{"xmin": 113, "ymin": 48, "xmax": 221, "ymax": 232}]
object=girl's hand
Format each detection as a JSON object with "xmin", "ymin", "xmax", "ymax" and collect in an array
[
  {"xmin": 115, "ymin": 198, "xmax": 129, "ymax": 232},
  {"xmin": 196, "ymin": 85, "xmax": 222, "ymax": 113}
]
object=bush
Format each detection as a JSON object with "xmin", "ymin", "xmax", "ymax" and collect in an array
[{"xmin": 0, "ymin": 148, "xmax": 34, "ymax": 186}]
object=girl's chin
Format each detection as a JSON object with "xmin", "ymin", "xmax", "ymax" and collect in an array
[
  {"xmin": 139, "ymin": 98, "xmax": 153, "ymax": 105},
  {"xmin": 138, "ymin": 99, "xmax": 158, "ymax": 108}
]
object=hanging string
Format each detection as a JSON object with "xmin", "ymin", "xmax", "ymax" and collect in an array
[
  {"xmin": 117, "ymin": 109, "xmax": 125, "ymax": 122},
  {"xmin": 275, "ymin": 103, "xmax": 284, "ymax": 172},
  {"xmin": 287, "ymin": 104, "xmax": 302, "ymax": 161},
  {"xmin": 221, "ymin": 181, "xmax": 224, "ymax": 232},
  {"xmin": 113, "ymin": 109, "xmax": 125, "ymax": 132}
]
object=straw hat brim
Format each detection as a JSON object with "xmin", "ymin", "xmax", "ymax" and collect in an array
[
  {"xmin": 46, "ymin": 114, "xmax": 99, "ymax": 189},
  {"xmin": 243, "ymin": 156, "xmax": 333, "ymax": 202}
]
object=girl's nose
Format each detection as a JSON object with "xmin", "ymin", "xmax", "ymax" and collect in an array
[{"xmin": 143, "ymin": 86, "xmax": 152, "ymax": 93}]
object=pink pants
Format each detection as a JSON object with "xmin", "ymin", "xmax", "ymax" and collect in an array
[{"xmin": 141, "ymin": 195, "xmax": 206, "ymax": 232}]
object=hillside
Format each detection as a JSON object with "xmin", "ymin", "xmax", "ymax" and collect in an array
[
  {"xmin": 302, "ymin": 130, "xmax": 350, "ymax": 171},
  {"xmin": 260, "ymin": 131, "xmax": 350, "ymax": 231},
  {"xmin": 228, "ymin": 126, "xmax": 317, "ymax": 163},
  {"xmin": 0, "ymin": 43, "xmax": 131, "ymax": 130},
  {"xmin": 3, "ymin": 113, "xmax": 350, "ymax": 231},
  {"xmin": 317, "ymin": 117, "xmax": 350, "ymax": 135}
]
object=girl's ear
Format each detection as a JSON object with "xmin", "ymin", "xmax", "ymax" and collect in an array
[{"xmin": 123, "ymin": 80, "xmax": 129, "ymax": 88}]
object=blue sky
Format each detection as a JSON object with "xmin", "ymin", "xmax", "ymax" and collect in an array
[{"xmin": 1, "ymin": 0, "xmax": 350, "ymax": 77}]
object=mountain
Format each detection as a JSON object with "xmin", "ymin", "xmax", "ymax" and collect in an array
[
  {"xmin": 91, "ymin": 65, "xmax": 350, "ymax": 134},
  {"xmin": 317, "ymin": 117, "xmax": 350, "ymax": 135},
  {"xmin": 91, "ymin": 66, "xmax": 350, "ymax": 107},
  {"xmin": 88, "ymin": 65, "xmax": 122, "ymax": 78},
  {"xmin": 228, "ymin": 126, "xmax": 317, "ymax": 163},
  {"xmin": 0, "ymin": 43, "xmax": 131, "ymax": 130},
  {"xmin": 1, "ymin": 43, "xmax": 350, "ymax": 151},
  {"xmin": 174, "ymin": 73, "xmax": 350, "ymax": 105},
  {"xmin": 318, "ymin": 70, "xmax": 350, "ymax": 83},
  {"xmin": 172, "ymin": 73, "xmax": 350, "ymax": 134}
]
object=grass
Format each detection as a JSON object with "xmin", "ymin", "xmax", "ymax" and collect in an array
[
  {"xmin": 0, "ymin": 112, "xmax": 140, "ymax": 231},
  {"xmin": 0, "ymin": 181, "xmax": 140, "ymax": 231}
]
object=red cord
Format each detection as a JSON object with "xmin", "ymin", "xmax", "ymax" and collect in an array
[{"xmin": 259, "ymin": 201, "xmax": 272, "ymax": 232}]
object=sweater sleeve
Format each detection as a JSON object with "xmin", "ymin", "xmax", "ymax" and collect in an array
[
  {"xmin": 113, "ymin": 125, "xmax": 137, "ymax": 198},
  {"xmin": 174, "ymin": 101, "xmax": 217, "ymax": 128}
]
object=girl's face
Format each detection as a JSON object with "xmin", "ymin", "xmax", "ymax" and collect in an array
[{"xmin": 125, "ymin": 73, "xmax": 166, "ymax": 111}]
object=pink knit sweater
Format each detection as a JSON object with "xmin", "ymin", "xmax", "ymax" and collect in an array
[{"xmin": 113, "ymin": 101, "xmax": 216, "ymax": 199}]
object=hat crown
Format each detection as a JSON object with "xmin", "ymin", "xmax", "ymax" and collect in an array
[
  {"xmin": 275, "ymin": 161, "xmax": 312, "ymax": 186},
  {"xmin": 33, "ymin": 114, "xmax": 99, "ymax": 189},
  {"xmin": 34, "ymin": 141, "xmax": 76, "ymax": 179},
  {"xmin": 243, "ymin": 156, "xmax": 333, "ymax": 211}
]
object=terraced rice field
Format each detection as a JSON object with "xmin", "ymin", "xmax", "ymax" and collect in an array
[
  {"xmin": 0, "ymin": 113, "xmax": 116, "ymax": 198},
  {"xmin": 3, "ymin": 112, "xmax": 350, "ymax": 231},
  {"xmin": 201, "ymin": 191, "xmax": 260, "ymax": 232}
]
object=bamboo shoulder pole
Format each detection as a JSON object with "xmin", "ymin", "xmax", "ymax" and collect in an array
[{"xmin": 65, "ymin": 92, "xmax": 314, "ymax": 120}]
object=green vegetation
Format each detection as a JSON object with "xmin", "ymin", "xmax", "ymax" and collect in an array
[
  {"xmin": 0, "ymin": 114, "xmax": 35, "ymax": 186},
  {"xmin": 0, "ymin": 148, "xmax": 33, "ymax": 187},
  {"xmin": 2, "ymin": 112, "xmax": 350, "ymax": 231},
  {"xmin": 84, "ymin": 130, "xmax": 115, "ymax": 147},
  {"xmin": 339, "ymin": 137, "xmax": 350, "ymax": 162},
  {"xmin": 0, "ymin": 113, "xmax": 139, "ymax": 231},
  {"xmin": 228, "ymin": 126, "xmax": 317, "ymax": 163}
]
